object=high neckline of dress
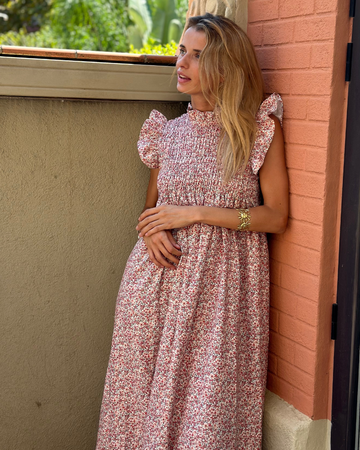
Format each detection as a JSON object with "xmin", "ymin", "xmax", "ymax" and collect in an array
[{"xmin": 187, "ymin": 103, "xmax": 219, "ymax": 126}]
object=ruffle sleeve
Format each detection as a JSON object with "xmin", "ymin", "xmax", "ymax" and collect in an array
[
  {"xmin": 137, "ymin": 110, "xmax": 168, "ymax": 169},
  {"xmin": 251, "ymin": 93, "xmax": 283, "ymax": 175}
]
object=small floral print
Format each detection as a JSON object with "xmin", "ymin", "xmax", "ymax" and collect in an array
[{"xmin": 96, "ymin": 94, "xmax": 283, "ymax": 450}]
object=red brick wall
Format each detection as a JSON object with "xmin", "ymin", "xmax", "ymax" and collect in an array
[{"xmin": 248, "ymin": 0, "xmax": 351, "ymax": 419}]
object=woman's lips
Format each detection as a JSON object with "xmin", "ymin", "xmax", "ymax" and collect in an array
[{"xmin": 178, "ymin": 74, "xmax": 191, "ymax": 83}]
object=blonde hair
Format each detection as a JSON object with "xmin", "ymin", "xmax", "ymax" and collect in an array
[{"xmin": 186, "ymin": 14, "xmax": 264, "ymax": 181}]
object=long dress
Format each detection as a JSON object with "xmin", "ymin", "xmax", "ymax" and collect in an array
[{"xmin": 95, "ymin": 93, "xmax": 283, "ymax": 450}]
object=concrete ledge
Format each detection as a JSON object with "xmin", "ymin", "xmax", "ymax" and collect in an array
[
  {"xmin": 0, "ymin": 56, "xmax": 190, "ymax": 101},
  {"xmin": 263, "ymin": 391, "xmax": 331, "ymax": 450}
]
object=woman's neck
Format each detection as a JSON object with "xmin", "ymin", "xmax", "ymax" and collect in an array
[{"xmin": 190, "ymin": 94, "xmax": 214, "ymax": 112}]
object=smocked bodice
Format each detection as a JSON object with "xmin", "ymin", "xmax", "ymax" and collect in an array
[{"xmin": 137, "ymin": 93, "xmax": 283, "ymax": 210}]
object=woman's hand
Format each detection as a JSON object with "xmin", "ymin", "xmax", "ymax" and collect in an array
[
  {"xmin": 137, "ymin": 205, "xmax": 197, "ymax": 237},
  {"xmin": 143, "ymin": 230, "xmax": 182, "ymax": 269}
]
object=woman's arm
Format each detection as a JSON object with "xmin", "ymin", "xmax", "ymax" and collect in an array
[
  {"xmin": 141, "ymin": 168, "xmax": 182, "ymax": 270},
  {"xmin": 137, "ymin": 118, "xmax": 288, "ymax": 236},
  {"xmin": 143, "ymin": 168, "xmax": 159, "ymax": 211},
  {"xmin": 196, "ymin": 117, "xmax": 288, "ymax": 233}
]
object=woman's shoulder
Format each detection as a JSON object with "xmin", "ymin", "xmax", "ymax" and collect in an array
[
  {"xmin": 256, "ymin": 93, "xmax": 283, "ymax": 125},
  {"xmin": 250, "ymin": 93, "xmax": 283, "ymax": 175},
  {"xmin": 137, "ymin": 109, "xmax": 189, "ymax": 168},
  {"xmin": 143, "ymin": 109, "xmax": 168, "ymax": 128},
  {"xmin": 145, "ymin": 109, "xmax": 189, "ymax": 130},
  {"xmin": 137, "ymin": 110, "xmax": 168, "ymax": 169}
]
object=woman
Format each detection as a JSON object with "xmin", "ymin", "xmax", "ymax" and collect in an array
[{"xmin": 96, "ymin": 13, "xmax": 288, "ymax": 450}]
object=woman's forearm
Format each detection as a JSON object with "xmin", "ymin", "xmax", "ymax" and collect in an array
[
  {"xmin": 194, "ymin": 205, "xmax": 288, "ymax": 234},
  {"xmin": 137, "ymin": 203, "xmax": 288, "ymax": 237},
  {"xmin": 142, "ymin": 168, "xmax": 159, "ymax": 212}
]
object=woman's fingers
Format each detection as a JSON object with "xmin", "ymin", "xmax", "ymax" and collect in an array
[
  {"xmin": 137, "ymin": 218, "xmax": 165, "ymax": 235},
  {"xmin": 153, "ymin": 248, "xmax": 176, "ymax": 269},
  {"xmin": 138, "ymin": 206, "xmax": 161, "ymax": 222},
  {"xmin": 166, "ymin": 231, "xmax": 181, "ymax": 250},
  {"xmin": 148, "ymin": 248, "xmax": 173, "ymax": 269},
  {"xmin": 147, "ymin": 249, "xmax": 164, "ymax": 269},
  {"xmin": 137, "ymin": 206, "xmax": 171, "ymax": 232},
  {"xmin": 142, "ymin": 224, "xmax": 166, "ymax": 237},
  {"xmin": 159, "ymin": 243, "xmax": 180, "ymax": 266},
  {"xmin": 143, "ymin": 231, "xmax": 182, "ymax": 269},
  {"xmin": 162, "ymin": 235, "xmax": 182, "ymax": 257},
  {"xmin": 136, "ymin": 216, "xmax": 153, "ymax": 232}
]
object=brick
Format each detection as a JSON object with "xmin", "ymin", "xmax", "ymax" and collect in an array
[
  {"xmin": 282, "ymin": 219, "xmax": 322, "ymax": 251},
  {"xmin": 294, "ymin": 16, "xmax": 336, "ymax": 42},
  {"xmin": 290, "ymin": 266, "xmax": 320, "ymax": 300},
  {"xmin": 283, "ymin": 96, "xmax": 308, "ymax": 119},
  {"xmin": 269, "ymin": 239, "xmax": 300, "ymax": 268},
  {"xmin": 288, "ymin": 169, "xmax": 325, "ymax": 198},
  {"xmin": 290, "ymin": 71, "xmax": 332, "ymax": 95},
  {"xmin": 279, "ymin": 0, "xmax": 314, "ymax": 17},
  {"xmin": 292, "ymin": 387, "xmax": 314, "ymax": 417},
  {"xmin": 289, "ymin": 195, "xmax": 323, "ymax": 225},
  {"xmin": 311, "ymin": 43, "xmax": 334, "ymax": 68},
  {"xmin": 263, "ymin": 72, "xmax": 291, "ymax": 95},
  {"xmin": 294, "ymin": 345, "xmax": 316, "ymax": 375},
  {"xmin": 281, "ymin": 264, "xmax": 320, "ymax": 300},
  {"xmin": 315, "ymin": 0, "xmax": 338, "ymax": 13},
  {"xmin": 270, "ymin": 307, "xmax": 279, "ymax": 332},
  {"xmin": 307, "ymin": 97, "xmax": 331, "ymax": 121},
  {"xmin": 278, "ymin": 359, "xmax": 314, "ymax": 395},
  {"xmin": 268, "ymin": 352, "xmax": 278, "ymax": 374},
  {"xmin": 267, "ymin": 372, "xmax": 294, "ymax": 405},
  {"xmin": 270, "ymin": 233, "xmax": 285, "ymax": 245},
  {"xmin": 271, "ymin": 284, "xmax": 298, "ymax": 316},
  {"xmin": 256, "ymin": 47, "xmax": 278, "ymax": 70},
  {"xmin": 279, "ymin": 313, "xmax": 317, "ymax": 349},
  {"xmin": 296, "ymin": 297, "xmax": 318, "ymax": 326},
  {"xmin": 270, "ymin": 258, "xmax": 281, "ymax": 286},
  {"xmin": 247, "ymin": 24, "xmax": 263, "ymax": 46},
  {"xmin": 285, "ymin": 144, "xmax": 306, "ymax": 170},
  {"xmin": 298, "ymin": 247, "xmax": 321, "ymax": 275},
  {"xmin": 278, "ymin": 45, "xmax": 311, "ymax": 69},
  {"xmin": 269, "ymin": 330, "xmax": 295, "ymax": 363},
  {"xmin": 305, "ymin": 149, "xmax": 327, "ymax": 173},
  {"xmin": 284, "ymin": 120, "xmax": 329, "ymax": 147},
  {"xmin": 263, "ymin": 20, "xmax": 295, "ymax": 45},
  {"xmin": 248, "ymin": 0, "xmax": 279, "ymax": 23}
]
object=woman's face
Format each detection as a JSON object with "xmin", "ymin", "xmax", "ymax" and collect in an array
[{"xmin": 176, "ymin": 27, "xmax": 207, "ymax": 100}]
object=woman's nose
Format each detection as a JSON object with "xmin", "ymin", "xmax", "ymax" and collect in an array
[{"xmin": 177, "ymin": 54, "xmax": 189, "ymax": 68}]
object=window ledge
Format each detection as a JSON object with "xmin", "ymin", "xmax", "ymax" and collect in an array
[
  {"xmin": 0, "ymin": 45, "xmax": 177, "ymax": 64},
  {"xmin": 0, "ymin": 46, "xmax": 188, "ymax": 102}
]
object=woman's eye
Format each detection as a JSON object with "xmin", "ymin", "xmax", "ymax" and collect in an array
[{"xmin": 179, "ymin": 48, "xmax": 185, "ymax": 55}]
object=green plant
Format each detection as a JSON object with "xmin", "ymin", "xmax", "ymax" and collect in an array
[
  {"xmin": 49, "ymin": 0, "xmax": 130, "ymax": 52},
  {"xmin": 128, "ymin": 0, "xmax": 184, "ymax": 48},
  {"xmin": 0, "ymin": 26, "xmax": 59, "ymax": 47},
  {"xmin": 0, "ymin": 0, "xmax": 131, "ymax": 52},
  {"xmin": 129, "ymin": 38, "xmax": 177, "ymax": 55},
  {"xmin": 0, "ymin": 0, "xmax": 51, "ymax": 33},
  {"xmin": 0, "ymin": 0, "xmax": 186, "ymax": 52}
]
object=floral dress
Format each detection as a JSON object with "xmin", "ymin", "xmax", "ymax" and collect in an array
[{"xmin": 96, "ymin": 93, "xmax": 283, "ymax": 450}]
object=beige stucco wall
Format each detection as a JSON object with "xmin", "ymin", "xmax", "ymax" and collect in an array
[{"xmin": 0, "ymin": 97, "xmax": 186, "ymax": 450}]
